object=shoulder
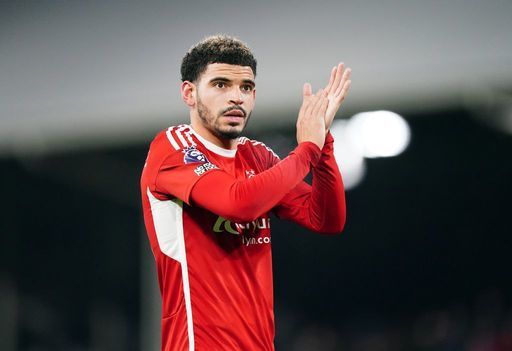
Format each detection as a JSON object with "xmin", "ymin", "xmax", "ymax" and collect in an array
[
  {"xmin": 151, "ymin": 124, "xmax": 196, "ymax": 153},
  {"xmin": 238, "ymin": 137, "xmax": 280, "ymax": 170},
  {"xmin": 149, "ymin": 125, "xmax": 199, "ymax": 159},
  {"xmin": 144, "ymin": 124, "xmax": 198, "ymax": 171},
  {"xmin": 142, "ymin": 124, "xmax": 202, "ymax": 190},
  {"xmin": 238, "ymin": 137, "xmax": 280, "ymax": 160}
]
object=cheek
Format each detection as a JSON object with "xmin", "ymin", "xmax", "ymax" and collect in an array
[
  {"xmin": 200, "ymin": 94, "xmax": 222, "ymax": 114},
  {"xmin": 246, "ymin": 96, "xmax": 256, "ymax": 110},
  {"xmin": 207, "ymin": 91, "xmax": 226, "ymax": 105}
]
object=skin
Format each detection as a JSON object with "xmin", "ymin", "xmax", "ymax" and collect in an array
[{"xmin": 181, "ymin": 62, "xmax": 352, "ymax": 150}]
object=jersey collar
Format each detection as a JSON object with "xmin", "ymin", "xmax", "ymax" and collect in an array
[{"xmin": 189, "ymin": 126, "xmax": 238, "ymax": 158}]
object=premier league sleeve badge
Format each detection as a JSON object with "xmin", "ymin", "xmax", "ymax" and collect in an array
[
  {"xmin": 182, "ymin": 147, "xmax": 219, "ymax": 176},
  {"xmin": 183, "ymin": 147, "xmax": 209, "ymax": 164}
]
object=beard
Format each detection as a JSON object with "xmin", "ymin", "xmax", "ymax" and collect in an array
[{"xmin": 196, "ymin": 97, "xmax": 251, "ymax": 140}]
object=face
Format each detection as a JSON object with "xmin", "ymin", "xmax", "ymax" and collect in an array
[{"xmin": 193, "ymin": 63, "xmax": 256, "ymax": 140}]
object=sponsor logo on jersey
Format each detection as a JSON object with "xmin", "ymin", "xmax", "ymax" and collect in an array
[
  {"xmin": 183, "ymin": 146, "xmax": 209, "ymax": 164},
  {"xmin": 241, "ymin": 236, "xmax": 271, "ymax": 246},
  {"xmin": 213, "ymin": 216, "xmax": 240, "ymax": 235},
  {"xmin": 213, "ymin": 216, "xmax": 271, "ymax": 246}
]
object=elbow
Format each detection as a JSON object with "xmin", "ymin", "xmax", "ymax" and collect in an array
[
  {"xmin": 331, "ymin": 212, "xmax": 347, "ymax": 234},
  {"xmin": 330, "ymin": 218, "xmax": 346, "ymax": 235},
  {"xmin": 323, "ymin": 202, "xmax": 347, "ymax": 235},
  {"xmin": 308, "ymin": 195, "xmax": 347, "ymax": 235},
  {"xmin": 312, "ymin": 212, "xmax": 346, "ymax": 235}
]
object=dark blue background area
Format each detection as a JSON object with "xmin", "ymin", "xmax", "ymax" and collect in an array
[{"xmin": 1, "ymin": 109, "xmax": 511, "ymax": 350}]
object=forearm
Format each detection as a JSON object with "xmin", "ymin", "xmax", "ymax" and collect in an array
[
  {"xmin": 190, "ymin": 142, "xmax": 321, "ymax": 223},
  {"xmin": 309, "ymin": 134, "xmax": 346, "ymax": 233},
  {"xmin": 276, "ymin": 133, "xmax": 346, "ymax": 234}
]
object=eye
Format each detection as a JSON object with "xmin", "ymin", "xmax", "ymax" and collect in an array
[
  {"xmin": 241, "ymin": 84, "xmax": 254, "ymax": 92},
  {"xmin": 215, "ymin": 82, "xmax": 226, "ymax": 88}
]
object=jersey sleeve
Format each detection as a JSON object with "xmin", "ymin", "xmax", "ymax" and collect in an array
[
  {"xmin": 274, "ymin": 132, "xmax": 346, "ymax": 234},
  {"xmin": 189, "ymin": 142, "xmax": 322, "ymax": 223},
  {"xmin": 153, "ymin": 150, "xmax": 222, "ymax": 205}
]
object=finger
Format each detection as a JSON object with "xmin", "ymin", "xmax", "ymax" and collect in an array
[
  {"xmin": 298, "ymin": 98, "xmax": 312, "ymax": 123},
  {"xmin": 308, "ymin": 90, "xmax": 323, "ymax": 114},
  {"xmin": 331, "ymin": 62, "xmax": 344, "ymax": 95},
  {"xmin": 322, "ymin": 101, "xmax": 331, "ymax": 129},
  {"xmin": 308, "ymin": 93, "xmax": 324, "ymax": 116},
  {"xmin": 335, "ymin": 68, "xmax": 351, "ymax": 97},
  {"xmin": 339, "ymin": 80, "xmax": 352, "ymax": 100},
  {"xmin": 303, "ymin": 82, "xmax": 312, "ymax": 97},
  {"xmin": 324, "ymin": 66, "xmax": 336, "ymax": 93},
  {"xmin": 300, "ymin": 83, "xmax": 313, "ymax": 116},
  {"xmin": 303, "ymin": 92, "xmax": 318, "ymax": 116}
]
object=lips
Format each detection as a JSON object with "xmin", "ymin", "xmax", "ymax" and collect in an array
[{"xmin": 223, "ymin": 109, "xmax": 245, "ymax": 117}]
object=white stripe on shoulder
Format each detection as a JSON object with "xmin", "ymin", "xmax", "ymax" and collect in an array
[
  {"xmin": 166, "ymin": 126, "xmax": 181, "ymax": 150},
  {"xmin": 184, "ymin": 129, "xmax": 196, "ymax": 147},
  {"xmin": 176, "ymin": 125, "xmax": 190, "ymax": 148}
]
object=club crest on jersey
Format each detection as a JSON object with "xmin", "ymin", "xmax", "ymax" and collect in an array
[
  {"xmin": 183, "ymin": 146, "xmax": 208, "ymax": 164},
  {"xmin": 245, "ymin": 169, "xmax": 256, "ymax": 178}
]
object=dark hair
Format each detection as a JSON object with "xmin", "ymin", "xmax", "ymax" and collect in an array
[{"xmin": 180, "ymin": 35, "xmax": 257, "ymax": 82}]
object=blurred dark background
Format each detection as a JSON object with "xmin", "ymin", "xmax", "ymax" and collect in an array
[
  {"xmin": 1, "ymin": 1, "xmax": 512, "ymax": 350},
  {"xmin": 2, "ymin": 109, "xmax": 511, "ymax": 350}
]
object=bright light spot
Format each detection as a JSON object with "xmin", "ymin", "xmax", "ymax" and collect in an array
[
  {"xmin": 330, "ymin": 110, "xmax": 410, "ymax": 190},
  {"xmin": 348, "ymin": 111, "xmax": 411, "ymax": 158},
  {"xmin": 330, "ymin": 120, "xmax": 366, "ymax": 190}
]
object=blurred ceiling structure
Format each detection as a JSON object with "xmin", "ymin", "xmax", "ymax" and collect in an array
[{"xmin": 1, "ymin": 0, "xmax": 511, "ymax": 154}]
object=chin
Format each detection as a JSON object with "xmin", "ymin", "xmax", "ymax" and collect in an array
[{"xmin": 216, "ymin": 126, "xmax": 244, "ymax": 140}]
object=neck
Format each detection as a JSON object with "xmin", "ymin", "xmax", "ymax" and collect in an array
[{"xmin": 190, "ymin": 115, "xmax": 238, "ymax": 150}]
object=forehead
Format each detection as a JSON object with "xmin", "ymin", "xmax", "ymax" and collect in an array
[{"xmin": 200, "ymin": 63, "xmax": 255, "ymax": 82}]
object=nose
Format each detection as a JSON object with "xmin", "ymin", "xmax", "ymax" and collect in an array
[{"xmin": 229, "ymin": 87, "xmax": 243, "ymax": 105}]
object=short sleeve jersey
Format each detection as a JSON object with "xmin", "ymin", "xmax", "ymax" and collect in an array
[{"xmin": 140, "ymin": 125, "xmax": 281, "ymax": 351}]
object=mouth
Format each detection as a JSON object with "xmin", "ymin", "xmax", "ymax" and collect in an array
[
  {"xmin": 223, "ymin": 116, "xmax": 245, "ymax": 126},
  {"xmin": 223, "ymin": 109, "xmax": 245, "ymax": 117}
]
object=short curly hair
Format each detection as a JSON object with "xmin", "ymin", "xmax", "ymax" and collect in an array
[{"xmin": 180, "ymin": 35, "xmax": 257, "ymax": 82}]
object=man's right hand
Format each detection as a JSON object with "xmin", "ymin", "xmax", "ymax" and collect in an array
[{"xmin": 296, "ymin": 83, "xmax": 328, "ymax": 150}]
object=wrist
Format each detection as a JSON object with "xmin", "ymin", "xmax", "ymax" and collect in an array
[
  {"xmin": 295, "ymin": 142, "xmax": 322, "ymax": 167},
  {"xmin": 324, "ymin": 131, "xmax": 334, "ymax": 144}
]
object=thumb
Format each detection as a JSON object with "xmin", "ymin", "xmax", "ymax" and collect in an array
[{"xmin": 303, "ymin": 83, "xmax": 312, "ymax": 97}]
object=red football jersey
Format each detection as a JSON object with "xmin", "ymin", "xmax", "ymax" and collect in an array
[{"xmin": 141, "ymin": 124, "xmax": 345, "ymax": 350}]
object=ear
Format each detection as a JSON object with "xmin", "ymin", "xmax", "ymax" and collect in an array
[{"xmin": 181, "ymin": 81, "xmax": 196, "ymax": 107}]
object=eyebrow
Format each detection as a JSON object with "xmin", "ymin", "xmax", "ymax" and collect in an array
[{"xmin": 209, "ymin": 77, "xmax": 256, "ymax": 87}]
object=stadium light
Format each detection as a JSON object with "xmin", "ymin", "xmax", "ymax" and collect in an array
[
  {"xmin": 330, "ymin": 110, "xmax": 411, "ymax": 190},
  {"xmin": 348, "ymin": 111, "xmax": 411, "ymax": 158}
]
